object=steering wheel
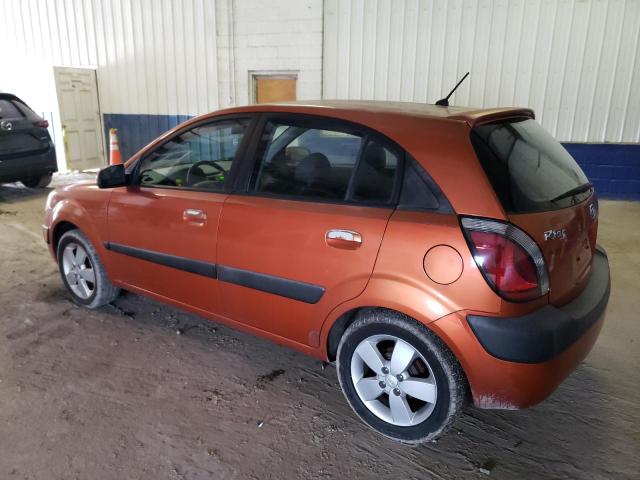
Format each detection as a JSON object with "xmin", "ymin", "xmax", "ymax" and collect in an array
[{"xmin": 186, "ymin": 160, "xmax": 226, "ymax": 186}]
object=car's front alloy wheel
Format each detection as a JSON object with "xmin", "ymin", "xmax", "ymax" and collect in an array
[
  {"xmin": 57, "ymin": 229, "xmax": 120, "ymax": 308},
  {"xmin": 61, "ymin": 241, "xmax": 96, "ymax": 300}
]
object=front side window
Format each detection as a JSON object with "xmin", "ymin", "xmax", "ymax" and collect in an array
[
  {"xmin": 250, "ymin": 119, "xmax": 400, "ymax": 203},
  {"xmin": 137, "ymin": 118, "xmax": 249, "ymax": 191}
]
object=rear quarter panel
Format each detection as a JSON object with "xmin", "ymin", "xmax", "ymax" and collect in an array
[{"xmin": 320, "ymin": 210, "xmax": 548, "ymax": 354}]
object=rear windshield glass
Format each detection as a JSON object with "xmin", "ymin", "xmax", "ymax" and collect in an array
[
  {"xmin": 0, "ymin": 99, "xmax": 25, "ymax": 120},
  {"xmin": 471, "ymin": 119, "xmax": 590, "ymax": 213}
]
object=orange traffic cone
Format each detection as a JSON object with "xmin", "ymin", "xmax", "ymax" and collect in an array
[{"xmin": 109, "ymin": 128, "xmax": 122, "ymax": 165}]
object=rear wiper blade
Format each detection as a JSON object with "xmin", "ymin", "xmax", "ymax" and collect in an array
[{"xmin": 551, "ymin": 182, "xmax": 593, "ymax": 203}]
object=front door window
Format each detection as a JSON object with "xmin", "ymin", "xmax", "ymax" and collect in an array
[{"xmin": 137, "ymin": 118, "xmax": 250, "ymax": 191}]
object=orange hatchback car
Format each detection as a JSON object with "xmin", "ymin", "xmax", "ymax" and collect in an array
[{"xmin": 43, "ymin": 101, "xmax": 610, "ymax": 443}]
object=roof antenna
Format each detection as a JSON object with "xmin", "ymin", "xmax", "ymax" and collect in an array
[{"xmin": 435, "ymin": 72, "xmax": 470, "ymax": 107}]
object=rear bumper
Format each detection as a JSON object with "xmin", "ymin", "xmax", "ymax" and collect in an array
[
  {"xmin": 429, "ymin": 246, "xmax": 610, "ymax": 409},
  {"xmin": 0, "ymin": 146, "xmax": 57, "ymax": 183},
  {"xmin": 467, "ymin": 246, "xmax": 610, "ymax": 363}
]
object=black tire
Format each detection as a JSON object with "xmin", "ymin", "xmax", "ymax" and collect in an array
[
  {"xmin": 22, "ymin": 173, "xmax": 53, "ymax": 188},
  {"xmin": 57, "ymin": 229, "xmax": 120, "ymax": 308},
  {"xmin": 336, "ymin": 309, "xmax": 466, "ymax": 444}
]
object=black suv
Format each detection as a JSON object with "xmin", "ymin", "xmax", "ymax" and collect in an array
[{"xmin": 0, "ymin": 93, "xmax": 57, "ymax": 188}]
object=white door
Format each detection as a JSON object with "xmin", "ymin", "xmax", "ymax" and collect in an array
[{"xmin": 54, "ymin": 67, "xmax": 105, "ymax": 171}]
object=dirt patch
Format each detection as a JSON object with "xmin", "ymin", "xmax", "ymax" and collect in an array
[{"xmin": 257, "ymin": 369, "xmax": 286, "ymax": 383}]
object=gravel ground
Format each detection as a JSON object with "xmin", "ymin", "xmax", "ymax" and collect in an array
[{"xmin": 1, "ymin": 175, "xmax": 638, "ymax": 479}]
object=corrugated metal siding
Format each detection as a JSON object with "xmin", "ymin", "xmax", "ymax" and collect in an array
[
  {"xmin": 323, "ymin": 0, "xmax": 640, "ymax": 143},
  {"xmin": 0, "ymin": 0, "xmax": 323, "ymax": 114},
  {"xmin": 0, "ymin": 0, "xmax": 220, "ymax": 116},
  {"xmin": 0, "ymin": 0, "xmax": 322, "ymax": 168}
]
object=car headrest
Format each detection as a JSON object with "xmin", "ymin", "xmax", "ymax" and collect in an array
[
  {"xmin": 295, "ymin": 153, "xmax": 331, "ymax": 185},
  {"xmin": 268, "ymin": 150, "xmax": 290, "ymax": 176},
  {"xmin": 286, "ymin": 146, "xmax": 311, "ymax": 162},
  {"xmin": 362, "ymin": 142, "xmax": 386, "ymax": 171}
]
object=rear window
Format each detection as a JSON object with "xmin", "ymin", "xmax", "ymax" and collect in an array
[
  {"xmin": 471, "ymin": 119, "xmax": 590, "ymax": 213},
  {"xmin": 0, "ymin": 99, "xmax": 25, "ymax": 120}
]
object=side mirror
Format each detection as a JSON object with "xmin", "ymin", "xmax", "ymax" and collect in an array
[{"xmin": 97, "ymin": 164, "xmax": 127, "ymax": 188}]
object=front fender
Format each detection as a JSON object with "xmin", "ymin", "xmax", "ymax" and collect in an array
[{"xmin": 46, "ymin": 186, "xmax": 112, "ymax": 268}]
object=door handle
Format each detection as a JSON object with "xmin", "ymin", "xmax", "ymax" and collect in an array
[
  {"xmin": 183, "ymin": 208, "xmax": 207, "ymax": 223},
  {"xmin": 326, "ymin": 229, "xmax": 362, "ymax": 250}
]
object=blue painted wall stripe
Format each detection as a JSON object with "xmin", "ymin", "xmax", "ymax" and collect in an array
[
  {"xmin": 103, "ymin": 114, "xmax": 640, "ymax": 200},
  {"xmin": 563, "ymin": 143, "xmax": 640, "ymax": 200},
  {"xmin": 103, "ymin": 113, "xmax": 193, "ymax": 162}
]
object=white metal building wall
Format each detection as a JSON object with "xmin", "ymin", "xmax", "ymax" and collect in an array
[
  {"xmin": 1, "ymin": 0, "xmax": 638, "ymax": 144},
  {"xmin": 1, "ymin": 0, "xmax": 218, "ymax": 116},
  {"xmin": 323, "ymin": 0, "xmax": 640, "ymax": 143},
  {"xmin": 0, "ymin": 0, "xmax": 323, "ymax": 116}
]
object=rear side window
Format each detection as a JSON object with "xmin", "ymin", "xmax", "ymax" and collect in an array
[
  {"xmin": 351, "ymin": 141, "xmax": 399, "ymax": 203},
  {"xmin": 398, "ymin": 157, "xmax": 441, "ymax": 210},
  {"xmin": 471, "ymin": 119, "xmax": 590, "ymax": 213},
  {"xmin": 250, "ymin": 119, "xmax": 400, "ymax": 203},
  {"xmin": 0, "ymin": 99, "xmax": 25, "ymax": 120}
]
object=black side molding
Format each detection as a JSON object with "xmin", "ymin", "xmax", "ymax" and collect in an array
[
  {"xmin": 218, "ymin": 265, "xmax": 325, "ymax": 304},
  {"xmin": 104, "ymin": 242, "xmax": 325, "ymax": 304},
  {"xmin": 467, "ymin": 247, "xmax": 610, "ymax": 364},
  {"xmin": 104, "ymin": 242, "xmax": 217, "ymax": 278}
]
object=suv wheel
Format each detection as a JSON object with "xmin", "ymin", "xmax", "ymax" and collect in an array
[
  {"xmin": 22, "ymin": 173, "xmax": 53, "ymax": 188},
  {"xmin": 336, "ymin": 309, "xmax": 466, "ymax": 444},
  {"xmin": 57, "ymin": 229, "xmax": 120, "ymax": 308}
]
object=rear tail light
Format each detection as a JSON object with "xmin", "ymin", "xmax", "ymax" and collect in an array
[
  {"xmin": 34, "ymin": 119, "xmax": 49, "ymax": 128},
  {"xmin": 461, "ymin": 217, "xmax": 549, "ymax": 302}
]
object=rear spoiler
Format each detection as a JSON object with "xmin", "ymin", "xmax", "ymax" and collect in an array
[{"xmin": 452, "ymin": 108, "xmax": 535, "ymax": 128}]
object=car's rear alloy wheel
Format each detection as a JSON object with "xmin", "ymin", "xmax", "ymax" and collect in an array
[
  {"xmin": 337, "ymin": 309, "xmax": 466, "ymax": 444},
  {"xmin": 57, "ymin": 229, "xmax": 120, "ymax": 308},
  {"xmin": 350, "ymin": 334, "xmax": 438, "ymax": 426}
]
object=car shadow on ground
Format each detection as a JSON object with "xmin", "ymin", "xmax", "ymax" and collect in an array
[{"xmin": 0, "ymin": 183, "xmax": 51, "ymax": 204}]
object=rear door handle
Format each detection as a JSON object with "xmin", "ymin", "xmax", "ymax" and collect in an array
[
  {"xmin": 326, "ymin": 229, "xmax": 362, "ymax": 250},
  {"xmin": 183, "ymin": 208, "xmax": 207, "ymax": 223}
]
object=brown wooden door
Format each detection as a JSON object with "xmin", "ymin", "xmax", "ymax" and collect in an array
[{"xmin": 255, "ymin": 76, "xmax": 297, "ymax": 103}]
